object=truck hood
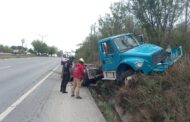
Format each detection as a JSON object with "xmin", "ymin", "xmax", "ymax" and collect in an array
[{"xmin": 122, "ymin": 44, "xmax": 163, "ymax": 57}]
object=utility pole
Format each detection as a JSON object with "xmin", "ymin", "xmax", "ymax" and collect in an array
[
  {"xmin": 21, "ymin": 38, "xmax": 25, "ymax": 53},
  {"xmin": 38, "ymin": 34, "xmax": 48, "ymax": 42}
]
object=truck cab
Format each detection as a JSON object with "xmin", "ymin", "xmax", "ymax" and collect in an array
[{"xmin": 98, "ymin": 33, "xmax": 182, "ymax": 83}]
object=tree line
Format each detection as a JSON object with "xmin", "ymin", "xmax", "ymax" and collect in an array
[
  {"xmin": 0, "ymin": 40, "xmax": 63, "ymax": 57},
  {"xmin": 0, "ymin": 45, "xmax": 27, "ymax": 54},
  {"xmin": 31, "ymin": 40, "xmax": 59, "ymax": 56},
  {"xmin": 75, "ymin": 0, "xmax": 190, "ymax": 64}
]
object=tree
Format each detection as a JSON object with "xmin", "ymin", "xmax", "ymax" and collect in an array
[
  {"xmin": 76, "ymin": 1, "xmax": 139, "ymax": 63},
  {"xmin": 76, "ymin": 1, "xmax": 140, "ymax": 63},
  {"xmin": 130, "ymin": 0, "xmax": 185, "ymax": 46},
  {"xmin": 109, "ymin": 1, "xmax": 135, "ymax": 34},
  {"xmin": 98, "ymin": 1, "xmax": 141, "ymax": 38},
  {"xmin": 75, "ymin": 34, "xmax": 100, "ymax": 64},
  {"xmin": 11, "ymin": 46, "xmax": 27, "ymax": 52},
  {"xmin": 0, "ymin": 44, "xmax": 12, "ymax": 53},
  {"xmin": 47, "ymin": 46, "xmax": 57, "ymax": 56},
  {"xmin": 28, "ymin": 48, "xmax": 34, "ymax": 54},
  {"xmin": 56, "ymin": 50, "xmax": 63, "ymax": 57},
  {"xmin": 31, "ymin": 40, "xmax": 48, "ymax": 55}
]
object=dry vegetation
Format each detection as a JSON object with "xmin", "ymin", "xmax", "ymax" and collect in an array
[
  {"xmin": 90, "ymin": 56, "xmax": 190, "ymax": 122},
  {"xmin": 116, "ymin": 56, "xmax": 190, "ymax": 122}
]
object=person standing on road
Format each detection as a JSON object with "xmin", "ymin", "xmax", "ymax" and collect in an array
[
  {"xmin": 71, "ymin": 58, "xmax": 85, "ymax": 99},
  {"xmin": 60, "ymin": 57, "xmax": 73, "ymax": 93}
]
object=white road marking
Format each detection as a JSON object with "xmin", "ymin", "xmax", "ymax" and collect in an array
[
  {"xmin": 0, "ymin": 66, "xmax": 11, "ymax": 70},
  {"xmin": 0, "ymin": 65, "xmax": 59, "ymax": 122}
]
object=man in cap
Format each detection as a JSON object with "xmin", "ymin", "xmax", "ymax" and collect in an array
[{"xmin": 71, "ymin": 58, "xmax": 85, "ymax": 99}]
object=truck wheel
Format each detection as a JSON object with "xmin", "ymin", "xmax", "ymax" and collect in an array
[{"xmin": 118, "ymin": 70, "xmax": 134, "ymax": 85}]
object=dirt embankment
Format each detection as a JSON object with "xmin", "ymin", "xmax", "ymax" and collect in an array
[{"xmin": 90, "ymin": 56, "xmax": 190, "ymax": 122}]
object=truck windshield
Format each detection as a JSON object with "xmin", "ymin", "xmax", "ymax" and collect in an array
[{"xmin": 113, "ymin": 35, "xmax": 139, "ymax": 52}]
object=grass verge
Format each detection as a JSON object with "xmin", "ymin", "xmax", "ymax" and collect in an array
[{"xmin": 89, "ymin": 81, "xmax": 122, "ymax": 122}]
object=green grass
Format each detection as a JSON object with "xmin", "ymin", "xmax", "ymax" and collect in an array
[
  {"xmin": 89, "ymin": 86, "xmax": 121, "ymax": 122},
  {"xmin": 98, "ymin": 101, "xmax": 118, "ymax": 122}
]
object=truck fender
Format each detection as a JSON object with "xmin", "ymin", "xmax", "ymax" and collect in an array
[
  {"xmin": 118, "ymin": 58, "xmax": 145, "ymax": 71},
  {"xmin": 116, "ymin": 58, "xmax": 145, "ymax": 84}
]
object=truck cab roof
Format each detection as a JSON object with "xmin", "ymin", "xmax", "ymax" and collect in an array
[{"xmin": 98, "ymin": 33, "xmax": 133, "ymax": 44}]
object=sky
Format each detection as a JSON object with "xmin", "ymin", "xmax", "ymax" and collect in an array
[{"xmin": 0, "ymin": 0, "xmax": 119, "ymax": 52}]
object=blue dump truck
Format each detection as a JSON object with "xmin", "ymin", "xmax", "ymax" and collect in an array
[{"xmin": 83, "ymin": 33, "xmax": 182, "ymax": 85}]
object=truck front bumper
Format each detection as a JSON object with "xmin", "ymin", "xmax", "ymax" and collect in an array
[
  {"xmin": 152, "ymin": 62, "xmax": 172, "ymax": 72},
  {"xmin": 142, "ymin": 46, "xmax": 183, "ymax": 74}
]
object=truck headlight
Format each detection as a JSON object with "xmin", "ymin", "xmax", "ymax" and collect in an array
[{"xmin": 135, "ymin": 62, "xmax": 144, "ymax": 68}]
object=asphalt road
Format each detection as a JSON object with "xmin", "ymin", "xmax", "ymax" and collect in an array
[
  {"xmin": 0, "ymin": 57, "xmax": 60, "ymax": 121},
  {"xmin": 0, "ymin": 57, "xmax": 106, "ymax": 122}
]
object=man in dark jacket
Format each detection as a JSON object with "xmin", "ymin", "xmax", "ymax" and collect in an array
[{"xmin": 60, "ymin": 58, "xmax": 72, "ymax": 93}]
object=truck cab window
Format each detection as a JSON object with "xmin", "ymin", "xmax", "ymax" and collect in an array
[
  {"xmin": 114, "ymin": 35, "xmax": 139, "ymax": 52},
  {"xmin": 101, "ymin": 41, "xmax": 114, "ymax": 55}
]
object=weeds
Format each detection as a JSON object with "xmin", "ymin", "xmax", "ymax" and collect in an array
[
  {"xmin": 89, "ymin": 81, "xmax": 121, "ymax": 122},
  {"xmin": 116, "ymin": 56, "xmax": 190, "ymax": 122},
  {"xmin": 90, "ymin": 56, "xmax": 190, "ymax": 122}
]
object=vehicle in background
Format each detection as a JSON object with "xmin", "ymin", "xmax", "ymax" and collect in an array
[{"xmin": 61, "ymin": 54, "xmax": 69, "ymax": 65}]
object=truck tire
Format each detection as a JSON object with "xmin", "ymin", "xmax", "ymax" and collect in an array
[{"xmin": 118, "ymin": 70, "xmax": 134, "ymax": 85}]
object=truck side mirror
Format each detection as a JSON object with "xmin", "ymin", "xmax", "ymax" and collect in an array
[{"xmin": 138, "ymin": 34, "xmax": 144, "ymax": 44}]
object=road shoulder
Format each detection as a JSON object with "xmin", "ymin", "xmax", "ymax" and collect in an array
[{"xmin": 33, "ymin": 67, "xmax": 106, "ymax": 122}]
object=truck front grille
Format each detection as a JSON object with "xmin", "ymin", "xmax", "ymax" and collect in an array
[{"xmin": 152, "ymin": 50, "xmax": 166, "ymax": 64}]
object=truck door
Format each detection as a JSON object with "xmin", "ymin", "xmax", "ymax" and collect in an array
[{"xmin": 101, "ymin": 40, "xmax": 119, "ymax": 71}]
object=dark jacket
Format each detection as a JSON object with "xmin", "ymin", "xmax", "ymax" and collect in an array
[{"xmin": 63, "ymin": 61, "xmax": 72, "ymax": 81}]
